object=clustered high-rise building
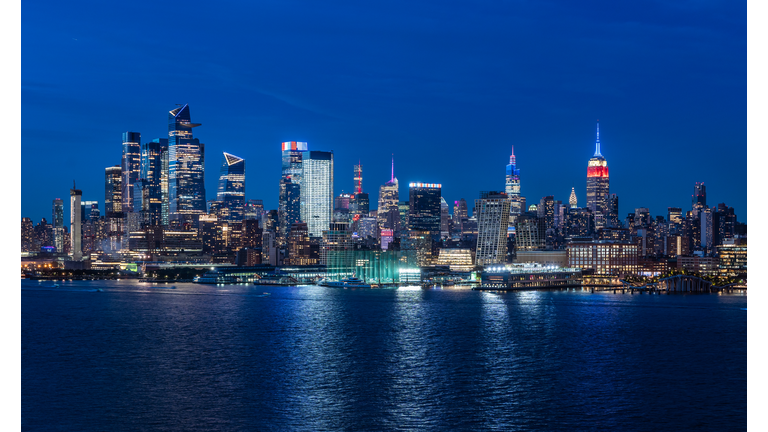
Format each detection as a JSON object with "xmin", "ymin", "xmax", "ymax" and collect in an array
[{"xmin": 22, "ymin": 118, "xmax": 745, "ymax": 283}]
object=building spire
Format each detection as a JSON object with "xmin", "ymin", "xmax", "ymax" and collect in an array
[
  {"xmin": 569, "ymin": 187, "xmax": 578, "ymax": 208},
  {"xmin": 594, "ymin": 120, "xmax": 602, "ymax": 157},
  {"xmin": 391, "ymin": 154, "xmax": 394, "ymax": 183}
]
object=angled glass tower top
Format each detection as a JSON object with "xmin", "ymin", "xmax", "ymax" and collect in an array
[
  {"xmin": 168, "ymin": 104, "xmax": 206, "ymax": 222},
  {"xmin": 169, "ymin": 104, "xmax": 202, "ymax": 137}
]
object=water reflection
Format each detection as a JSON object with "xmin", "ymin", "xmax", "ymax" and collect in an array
[{"xmin": 22, "ymin": 281, "xmax": 747, "ymax": 431}]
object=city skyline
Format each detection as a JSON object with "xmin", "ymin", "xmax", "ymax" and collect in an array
[
  {"xmin": 22, "ymin": 113, "xmax": 746, "ymax": 229},
  {"xmin": 22, "ymin": 1, "xmax": 746, "ymax": 226}
]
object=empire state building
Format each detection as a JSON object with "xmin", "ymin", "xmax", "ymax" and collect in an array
[{"xmin": 586, "ymin": 122, "xmax": 609, "ymax": 220}]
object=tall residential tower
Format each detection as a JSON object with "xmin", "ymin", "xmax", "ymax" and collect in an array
[
  {"xmin": 70, "ymin": 183, "xmax": 82, "ymax": 260},
  {"xmin": 300, "ymin": 150, "xmax": 334, "ymax": 238}
]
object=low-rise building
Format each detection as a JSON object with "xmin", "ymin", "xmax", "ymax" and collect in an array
[
  {"xmin": 566, "ymin": 239, "xmax": 638, "ymax": 276},
  {"xmin": 515, "ymin": 250, "xmax": 568, "ymax": 268},
  {"xmin": 717, "ymin": 238, "xmax": 746, "ymax": 277},
  {"xmin": 677, "ymin": 255, "xmax": 719, "ymax": 276},
  {"xmin": 436, "ymin": 248, "xmax": 474, "ymax": 272}
]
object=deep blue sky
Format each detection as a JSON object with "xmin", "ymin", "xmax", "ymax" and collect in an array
[{"xmin": 21, "ymin": 0, "xmax": 746, "ymax": 226}]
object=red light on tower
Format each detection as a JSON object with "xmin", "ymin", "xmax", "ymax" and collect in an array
[
  {"xmin": 354, "ymin": 162, "xmax": 363, "ymax": 194},
  {"xmin": 587, "ymin": 166, "xmax": 609, "ymax": 178}
]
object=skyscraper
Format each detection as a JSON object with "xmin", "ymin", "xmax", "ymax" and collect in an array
[
  {"xmin": 351, "ymin": 192, "xmax": 369, "ymax": 218},
  {"xmin": 569, "ymin": 187, "xmax": 577, "ymax": 208},
  {"xmin": 21, "ymin": 218, "xmax": 34, "ymax": 253},
  {"xmin": 140, "ymin": 138, "xmax": 166, "ymax": 226},
  {"xmin": 452, "ymin": 198, "xmax": 468, "ymax": 235},
  {"xmin": 300, "ymin": 150, "xmax": 334, "ymax": 238},
  {"xmin": 281, "ymin": 141, "xmax": 307, "ymax": 184},
  {"xmin": 278, "ymin": 177, "xmax": 301, "ymax": 239},
  {"xmin": 505, "ymin": 146, "xmax": 522, "ymax": 227},
  {"xmin": 168, "ymin": 104, "xmax": 206, "ymax": 223},
  {"xmin": 608, "ymin": 193, "xmax": 620, "ymax": 227},
  {"xmin": 586, "ymin": 121, "xmax": 609, "ymax": 220},
  {"xmin": 377, "ymin": 157, "xmax": 400, "ymax": 233},
  {"xmin": 692, "ymin": 182, "xmax": 707, "ymax": 214},
  {"xmin": 70, "ymin": 183, "xmax": 82, "ymax": 260},
  {"xmin": 105, "ymin": 166, "xmax": 122, "ymax": 214},
  {"xmin": 52, "ymin": 198, "xmax": 64, "ymax": 252},
  {"xmin": 279, "ymin": 141, "xmax": 307, "ymax": 237},
  {"xmin": 408, "ymin": 183, "xmax": 442, "ymax": 238},
  {"xmin": 217, "ymin": 152, "xmax": 246, "ymax": 222},
  {"xmin": 668, "ymin": 207, "xmax": 683, "ymax": 225},
  {"xmin": 104, "ymin": 166, "xmax": 123, "ymax": 253},
  {"xmin": 475, "ymin": 192, "xmax": 511, "ymax": 265},
  {"xmin": 440, "ymin": 197, "xmax": 450, "ymax": 239},
  {"xmin": 121, "ymin": 132, "xmax": 141, "ymax": 213}
]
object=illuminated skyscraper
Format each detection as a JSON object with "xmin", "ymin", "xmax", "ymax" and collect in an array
[
  {"xmin": 586, "ymin": 121, "xmax": 609, "ymax": 219},
  {"xmin": 377, "ymin": 157, "xmax": 400, "ymax": 233},
  {"xmin": 505, "ymin": 146, "xmax": 522, "ymax": 227},
  {"xmin": 121, "ymin": 132, "xmax": 141, "ymax": 213},
  {"xmin": 668, "ymin": 207, "xmax": 683, "ymax": 225},
  {"xmin": 278, "ymin": 177, "xmax": 301, "ymax": 239},
  {"xmin": 351, "ymin": 192, "xmax": 369, "ymax": 218},
  {"xmin": 569, "ymin": 187, "xmax": 577, "ymax": 208},
  {"xmin": 608, "ymin": 193, "xmax": 620, "ymax": 227},
  {"xmin": 452, "ymin": 198, "xmax": 468, "ymax": 234},
  {"xmin": 217, "ymin": 152, "xmax": 245, "ymax": 222},
  {"xmin": 70, "ymin": 183, "xmax": 82, "ymax": 260},
  {"xmin": 440, "ymin": 197, "xmax": 450, "ymax": 239},
  {"xmin": 300, "ymin": 150, "xmax": 334, "ymax": 237},
  {"xmin": 105, "ymin": 166, "xmax": 122, "ymax": 213},
  {"xmin": 104, "ymin": 166, "xmax": 123, "ymax": 252},
  {"xmin": 279, "ymin": 141, "xmax": 307, "ymax": 237},
  {"xmin": 52, "ymin": 198, "xmax": 64, "ymax": 253},
  {"xmin": 140, "ymin": 138, "xmax": 166, "ymax": 226},
  {"xmin": 475, "ymin": 192, "xmax": 511, "ymax": 265},
  {"xmin": 168, "ymin": 104, "xmax": 206, "ymax": 223},
  {"xmin": 408, "ymin": 183, "xmax": 442, "ymax": 238},
  {"xmin": 21, "ymin": 218, "xmax": 34, "ymax": 252},
  {"xmin": 692, "ymin": 182, "xmax": 707, "ymax": 215}
]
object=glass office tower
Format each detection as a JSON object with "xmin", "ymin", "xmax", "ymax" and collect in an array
[
  {"xmin": 279, "ymin": 142, "xmax": 307, "ymax": 237},
  {"xmin": 279, "ymin": 177, "xmax": 301, "ymax": 239},
  {"xmin": 105, "ymin": 166, "xmax": 122, "ymax": 214},
  {"xmin": 408, "ymin": 183, "xmax": 442, "ymax": 238},
  {"xmin": 138, "ymin": 138, "xmax": 165, "ymax": 226},
  {"xmin": 121, "ymin": 132, "xmax": 141, "ymax": 213},
  {"xmin": 300, "ymin": 150, "xmax": 334, "ymax": 238},
  {"xmin": 168, "ymin": 104, "xmax": 206, "ymax": 223},
  {"xmin": 217, "ymin": 152, "xmax": 246, "ymax": 222}
]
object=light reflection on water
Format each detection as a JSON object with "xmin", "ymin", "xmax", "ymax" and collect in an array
[{"xmin": 21, "ymin": 280, "xmax": 746, "ymax": 431}]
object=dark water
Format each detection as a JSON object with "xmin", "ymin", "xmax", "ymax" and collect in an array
[{"xmin": 22, "ymin": 279, "xmax": 746, "ymax": 431}]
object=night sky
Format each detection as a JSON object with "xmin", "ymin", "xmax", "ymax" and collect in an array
[{"xmin": 21, "ymin": 0, "xmax": 746, "ymax": 226}]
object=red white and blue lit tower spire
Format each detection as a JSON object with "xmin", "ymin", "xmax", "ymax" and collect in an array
[{"xmin": 586, "ymin": 120, "xmax": 609, "ymax": 222}]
